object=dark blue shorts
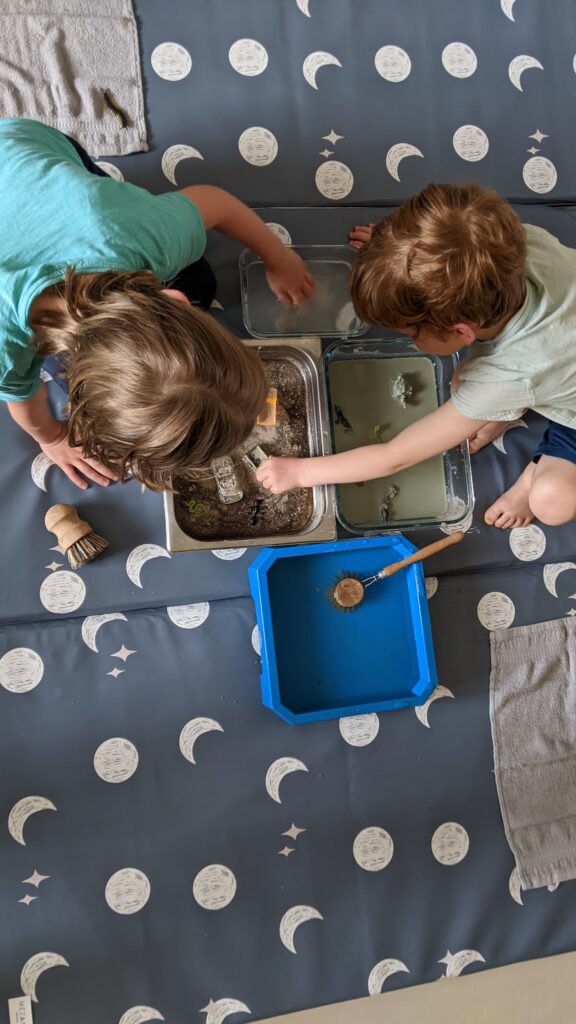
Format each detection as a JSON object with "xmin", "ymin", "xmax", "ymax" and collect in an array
[{"xmin": 533, "ymin": 420, "xmax": 576, "ymax": 465}]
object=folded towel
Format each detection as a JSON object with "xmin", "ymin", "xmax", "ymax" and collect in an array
[
  {"xmin": 490, "ymin": 616, "xmax": 576, "ymax": 890},
  {"xmin": 0, "ymin": 0, "xmax": 147, "ymax": 156}
]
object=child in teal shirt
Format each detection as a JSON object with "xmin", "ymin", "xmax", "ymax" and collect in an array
[{"xmin": 1, "ymin": 118, "xmax": 313, "ymax": 490}]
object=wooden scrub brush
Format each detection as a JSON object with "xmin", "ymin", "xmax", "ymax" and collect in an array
[
  {"xmin": 328, "ymin": 532, "xmax": 465, "ymax": 612},
  {"xmin": 45, "ymin": 504, "xmax": 109, "ymax": 568}
]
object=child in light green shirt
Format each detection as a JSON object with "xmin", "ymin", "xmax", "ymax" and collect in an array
[
  {"xmin": 257, "ymin": 183, "xmax": 576, "ymax": 530},
  {"xmin": 0, "ymin": 118, "xmax": 313, "ymax": 490}
]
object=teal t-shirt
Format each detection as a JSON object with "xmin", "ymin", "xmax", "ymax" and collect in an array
[{"xmin": 0, "ymin": 118, "xmax": 207, "ymax": 401}]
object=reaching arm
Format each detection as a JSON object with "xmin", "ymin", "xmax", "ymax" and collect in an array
[
  {"xmin": 179, "ymin": 185, "xmax": 314, "ymax": 305},
  {"xmin": 256, "ymin": 399, "xmax": 488, "ymax": 493}
]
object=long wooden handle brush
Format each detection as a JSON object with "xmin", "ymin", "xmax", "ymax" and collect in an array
[
  {"xmin": 329, "ymin": 532, "xmax": 465, "ymax": 611},
  {"xmin": 45, "ymin": 504, "xmax": 109, "ymax": 568}
]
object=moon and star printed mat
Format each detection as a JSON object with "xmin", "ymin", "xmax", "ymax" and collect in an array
[{"xmin": 3, "ymin": 0, "xmax": 576, "ymax": 1021}]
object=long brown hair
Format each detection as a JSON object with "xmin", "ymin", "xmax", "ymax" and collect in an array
[
  {"xmin": 31, "ymin": 269, "xmax": 267, "ymax": 490},
  {"xmin": 350, "ymin": 183, "xmax": 527, "ymax": 333}
]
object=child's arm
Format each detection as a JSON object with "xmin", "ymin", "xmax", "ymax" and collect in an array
[
  {"xmin": 256, "ymin": 399, "xmax": 488, "ymax": 493},
  {"xmin": 179, "ymin": 185, "xmax": 314, "ymax": 305},
  {"xmin": 7, "ymin": 386, "xmax": 117, "ymax": 489}
]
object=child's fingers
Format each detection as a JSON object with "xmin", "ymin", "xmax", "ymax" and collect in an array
[
  {"xmin": 61, "ymin": 464, "xmax": 89, "ymax": 490},
  {"xmin": 78, "ymin": 462, "xmax": 111, "ymax": 486},
  {"xmin": 85, "ymin": 457, "xmax": 119, "ymax": 481}
]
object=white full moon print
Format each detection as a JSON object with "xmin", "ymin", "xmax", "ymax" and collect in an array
[
  {"xmin": 266, "ymin": 222, "xmax": 292, "ymax": 245},
  {"xmin": 523, "ymin": 156, "xmax": 557, "ymax": 194},
  {"xmin": 40, "ymin": 571, "xmax": 86, "ymax": 614},
  {"xmin": 167, "ymin": 602, "xmax": 210, "ymax": 628},
  {"xmin": 374, "ymin": 46, "xmax": 411, "ymax": 82},
  {"xmin": 161, "ymin": 145, "xmax": 204, "ymax": 186},
  {"xmin": 431, "ymin": 822, "xmax": 470, "ymax": 865},
  {"xmin": 442, "ymin": 42, "xmax": 477, "ymax": 78},
  {"xmin": 315, "ymin": 160, "xmax": 354, "ymax": 199},
  {"xmin": 229, "ymin": 39, "xmax": 268, "ymax": 76},
  {"xmin": 367, "ymin": 958, "xmax": 410, "ymax": 995},
  {"xmin": 353, "ymin": 827, "xmax": 394, "ymax": 871},
  {"xmin": 279, "ymin": 905, "xmax": 323, "ymax": 953},
  {"xmin": 31, "ymin": 452, "xmax": 54, "ymax": 491},
  {"xmin": 193, "ymin": 864, "xmax": 237, "ymax": 910},
  {"xmin": 302, "ymin": 51, "xmax": 342, "ymax": 90},
  {"xmin": 212, "ymin": 547, "xmax": 247, "ymax": 560},
  {"xmin": 453, "ymin": 125, "xmax": 489, "ymax": 162},
  {"xmin": 238, "ymin": 127, "xmax": 278, "ymax": 166},
  {"xmin": 151, "ymin": 42, "xmax": 192, "ymax": 81},
  {"xmin": 543, "ymin": 562, "xmax": 576, "ymax": 597},
  {"xmin": 20, "ymin": 952, "xmax": 70, "ymax": 1003},
  {"xmin": 126, "ymin": 544, "xmax": 171, "ymax": 587},
  {"xmin": 251, "ymin": 624, "xmax": 262, "ymax": 656},
  {"xmin": 105, "ymin": 868, "xmax": 150, "ymax": 914},
  {"xmin": 95, "ymin": 161, "xmax": 124, "ymax": 180},
  {"xmin": 179, "ymin": 717, "xmax": 224, "ymax": 764},
  {"xmin": 477, "ymin": 592, "xmax": 516, "ymax": 630},
  {"xmin": 119, "ymin": 1008, "xmax": 165, "ymax": 1024},
  {"xmin": 509, "ymin": 525, "xmax": 546, "ymax": 561},
  {"xmin": 8, "ymin": 796, "xmax": 57, "ymax": 845},
  {"xmin": 94, "ymin": 738, "xmax": 139, "ymax": 783},
  {"xmin": 339, "ymin": 713, "xmax": 380, "ymax": 747},
  {"xmin": 0, "ymin": 647, "xmax": 44, "ymax": 693},
  {"xmin": 385, "ymin": 143, "xmax": 423, "ymax": 182},
  {"xmin": 509, "ymin": 55, "xmax": 543, "ymax": 92}
]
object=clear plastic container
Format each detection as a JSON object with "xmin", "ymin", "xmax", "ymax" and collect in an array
[
  {"xmin": 324, "ymin": 338, "xmax": 474, "ymax": 533},
  {"xmin": 240, "ymin": 245, "xmax": 369, "ymax": 339}
]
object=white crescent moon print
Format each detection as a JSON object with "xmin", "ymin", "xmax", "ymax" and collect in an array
[
  {"xmin": 179, "ymin": 718, "xmax": 224, "ymax": 764},
  {"xmin": 126, "ymin": 545, "xmax": 171, "ymax": 587},
  {"xmin": 279, "ymin": 905, "xmax": 323, "ymax": 953},
  {"xmin": 31, "ymin": 452, "xmax": 54, "ymax": 491},
  {"xmin": 200, "ymin": 999, "xmax": 251, "ymax": 1024},
  {"xmin": 265, "ymin": 757, "xmax": 309, "ymax": 802},
  {"xmin": 438, "ymin": 949, "xmax": 486, "ymax": 977},
  {"xmin": 543, "ymin": 562, "xmax": 576, "ymax": 597},
  {"xmin": 8, "ymin": 796, "xmax": 57, "ymax": 845},
  {"xmin": 414, "ymin": 685, "xmax": 454, "ymax": 727},
  {"xmin": 161, "ymin": 145, "xmax": 204, "ymax": 186},
  {"xmin": 386, "ymin": 143, "xmax": 423, "ymax": 181},
  {"xmin": 119, "ymin": 1008, "xmax": 165, "ymax": 1024},
  {"xmin": 368, "ymin": 958, "xmax": 409, "ymax": 995},
  {"xmin": 20, "ymin": 952, "xmax": 69, "ymax": 1003},
  {"xmin": 302, "ymin": 51, "xmax": 342, "ymax": 90},
  {"xmin": 81, "ymin": 613, "xmax": 127, "ymax": 652},
  {"xmin": 508, "ymin": 54, "xmax": 543, "ymax": 91}
]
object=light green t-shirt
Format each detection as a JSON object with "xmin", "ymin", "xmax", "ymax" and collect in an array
[
  {"xmin": 452, "ymin": 224, "xmax": 576, "ymax": 427},
  {"xmin": 0, "ymin": 118, "xmax": 207, "ymax": 401}
]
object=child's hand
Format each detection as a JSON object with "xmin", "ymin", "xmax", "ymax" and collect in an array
[
  {"xmin": 40, "ymin": 429, "xmax": 119, "ymax": 489},
  {"xmin": 256, "ymin": 456, "xmax": 305, "ymax": 494},
  {"xmin": 349, "ymin": 223, "xmax": 374, "ymax": 250},
  {"xmin": 265, "ymin": 248, "xmax": 315, "ymax": 307}
]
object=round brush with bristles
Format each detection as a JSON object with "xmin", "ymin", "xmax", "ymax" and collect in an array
[{"xmin": 45, "ymin": 504, "xmax": 109, "ymax": 568}]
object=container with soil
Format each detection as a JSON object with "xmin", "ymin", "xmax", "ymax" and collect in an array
[{"xmin": 173, "ymin": 357, "xmax": 315, "ymax": 542}]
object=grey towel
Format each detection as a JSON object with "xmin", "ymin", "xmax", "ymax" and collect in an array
[
  {"xmin": 490, "ymin": 616, "xmax": 576, "ymax": 890},
  {"xmin": 0, "ymin": 0, "xmax": 147, "ymax": 156}
]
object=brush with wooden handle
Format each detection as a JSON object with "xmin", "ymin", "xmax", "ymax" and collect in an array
[
  {"xmin": 331, "ymin": 532, "xmax": 464, "ymax": 611},
  {"xmin": 45, "ymin": 504, "xmax": 108, "ymax": 569}
]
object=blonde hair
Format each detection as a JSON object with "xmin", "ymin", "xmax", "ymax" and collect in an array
[
  {"xmin": 31, "ymin": 269, "xmax": 267, "ymax": 490},
  {"xmin": 350, "ymin": 183, "xmax": 527, "ymax": 334}
]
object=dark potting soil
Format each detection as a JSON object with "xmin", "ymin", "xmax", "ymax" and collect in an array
[{"xmin": 174, "ymin": 358, "xmax": 314, "ymax": 541}]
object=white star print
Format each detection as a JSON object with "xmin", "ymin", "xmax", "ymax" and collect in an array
[
  {"xmin": 50, "ymin": 544, "xmax": 66, "ymax": 555},
  {"xmin": 529, "ymin": 129, "xmax": 548, "ymax": 143},
  {"xmin": 566, "ymin": 609, "xmax": 576, "ymax": 617},
  {"xmin": 282, "ymin": 823, "xmax": 307, "ymax": 841},
  {"xmin": 322, "ymin": 129, "xmax": 343, "ymax": 146},
  {"xmin": 18, "ymin": 894, "xmax": 37, "ymax": 906},
  {"xmin": 278, "ymin": 846, "xmax": 295, "ymax": 857},
  {"xmin": 45, "ymin": 561, "xmax": 62, "ymax": 572},
  {"xmin": 319, "ymin": 148, "xmax": 333, "ymax": 158},
  {"xmin": 22, "ymin": 870, "xmax": 50, "ymax": 888},
  {"xmin": 107, "ymin": 667, "xmax": 125, "ymax": 678},
  {"xmin": 527, "ymin": 147, "xmax": 540, "ymax": 155},
  {"xmin": 111, "ymin": 645, "xmax": 136, "ymax": 662}
]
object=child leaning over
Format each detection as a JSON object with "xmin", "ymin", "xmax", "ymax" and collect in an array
[{"xmin": 258, "ymin": 182, "xmax": 576, "ymax": 529}]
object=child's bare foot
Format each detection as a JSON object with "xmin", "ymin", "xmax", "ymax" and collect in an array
[
  {"xmin": 469, "ymin": 421, "xmax": 515, "ymax": 454},
  {"xmin": 484, "ymin": 463, "xmax": 535, "ymax": 528}
]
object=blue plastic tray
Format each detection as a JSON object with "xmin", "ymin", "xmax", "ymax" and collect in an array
[{"xmin": 249, "ymin": 536, "xmax": 437, "ymax": 725}]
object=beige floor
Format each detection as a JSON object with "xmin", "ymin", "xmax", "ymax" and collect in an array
[{"xmin": 258, "ymin": 952, "xmax": 576, "ymax": 1024}]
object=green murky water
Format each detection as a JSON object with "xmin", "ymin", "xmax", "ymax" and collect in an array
[{"xmin": 328, "ymin": 356, "xmax": 448, "ymax": 527}]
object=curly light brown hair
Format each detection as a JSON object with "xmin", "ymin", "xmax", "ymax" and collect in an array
[
  {"xmin": 350, "ymin": 183, "xmax": 527, "ymax": 334},
  {"xmin": 31, "ymin": 269, "xmax": 267, "ymax": 490}
]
